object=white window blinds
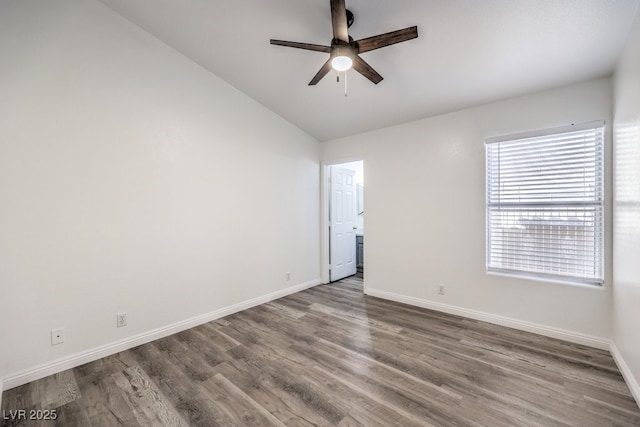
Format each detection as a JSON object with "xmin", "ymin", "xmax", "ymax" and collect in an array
[{"xmin": 486, "ymin": 121, "xmax": 605, "ymax": 286}]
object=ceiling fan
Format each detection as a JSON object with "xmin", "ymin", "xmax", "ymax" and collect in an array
[{"xmin": 270, "ymin": 0, "xmax": 418, "ymax": 85}]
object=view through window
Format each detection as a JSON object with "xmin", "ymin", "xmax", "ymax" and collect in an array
[{"xmin": 486, "ymin": 121, "xmax": 605, "ymax": 286}]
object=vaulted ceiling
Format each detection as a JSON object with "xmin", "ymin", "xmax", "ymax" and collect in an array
[{"xmin": 99, "ymin": 0, "xmax": 639, "ymax": 141}]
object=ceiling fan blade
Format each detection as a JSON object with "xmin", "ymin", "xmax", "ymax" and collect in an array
[
  {"xmin": 352, "ymin": 55, "xmax": 383, "ymax": 84},
  {"xmin": 270, "ymin": 40, "xmax": 331, "ymax": 53},
  {"xmin": 330, "ymin": 0, "xmax": 349, "ymax": 42},
  {"xmin": 354, "ymin": 26, "xmax": 418, "ymax": 54},
  {"xmin": 309, "ymin": 58, "xmax": 333, "ymax": 85}
]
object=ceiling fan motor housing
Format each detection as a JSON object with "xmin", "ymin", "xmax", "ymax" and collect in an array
[{"xmin": 331, "ymin": 43, "xmax": 355, "ymax": 59}]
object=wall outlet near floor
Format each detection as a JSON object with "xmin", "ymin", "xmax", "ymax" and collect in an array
[
  {"xmin": 437, "ymin": 284, "xmax": 446, "ymax": 295},
  {"xmin": 286, "ymin": 272, "xmax": 291, "ymax": 281},
  {"xmin": 116, "ymin": 312, "xmax": 127, "ymax": 328},
  {"xmin": 51, "ymin": 328, "xmax": 64, "ymax": 345}
]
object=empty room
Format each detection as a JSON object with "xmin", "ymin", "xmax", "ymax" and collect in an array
[{"xmin": 1, "ymin": 0, "xmax": 640, "ymax": 425}]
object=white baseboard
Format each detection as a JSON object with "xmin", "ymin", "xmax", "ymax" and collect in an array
[
  {"xmin": 2, "ymin": 278, "xmax": 321, "ymax": 391},
  {"xmin": 366, "ymin": 288, "xmax": 610, "ymax": 350},
  {"xmin": 610, "ymin": 342, "xmax": 640, "ymax": 407}
]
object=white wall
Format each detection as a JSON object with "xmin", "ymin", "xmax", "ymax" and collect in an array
[
  {"xmin": 612, "ymin": 10, "xmax": 640, "ymax": 401},
  {"xmin": 322, "ymin": 78, "xmax": 613, "ymax": 344},
  {"xmin": 0, "ymin": 0, "xmax": 320, "ymax": 384}
]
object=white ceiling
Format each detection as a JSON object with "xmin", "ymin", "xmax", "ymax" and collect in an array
[{"xmin": 98, "ymin": 0, "xmax": 639, "ymax": 141}]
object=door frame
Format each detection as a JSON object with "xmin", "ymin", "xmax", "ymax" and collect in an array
[{"xmin": 321, "ymin": 158, "xmax": 365, "ymax": 291}]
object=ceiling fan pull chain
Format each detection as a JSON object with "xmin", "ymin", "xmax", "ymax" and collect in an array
[{"xmin": 344, "ymin": 71, "xmax": 348, "ymax": 97}]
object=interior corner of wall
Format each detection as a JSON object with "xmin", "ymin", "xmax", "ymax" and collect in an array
[{"xmin": 610, "ymin": 341, "xmax": 640, "ymax": 407}]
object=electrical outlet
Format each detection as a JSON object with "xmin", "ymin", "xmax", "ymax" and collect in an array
[
  {"xmin": 116, "ymin": 312, "xmax": 127, "ymax": 328},
  {"xmin": 437, "ymin": 284, "xmax": 446, "ymax": 295},
  {"xmin": 51, "ymin": 328, "xmax": 64, "ymax": 346},
  {"xmin": 286, "ymin": 272, "xmax": 291, "ymax": 281}
]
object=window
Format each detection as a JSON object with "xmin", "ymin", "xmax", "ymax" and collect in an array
[{"xmin": 486, "ymin": 121, "xmax": 604, "ymax": 286}]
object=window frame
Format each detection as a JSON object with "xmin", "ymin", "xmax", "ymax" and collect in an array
[{"xmin": 485, "ymin": 121, "xmax": 605, "ymax": 287}]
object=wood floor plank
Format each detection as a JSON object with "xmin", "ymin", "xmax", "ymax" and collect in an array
[
  {"xmin": 112, "ymin": 365, "xmax": 188, "ymax": 426},
  {"xmin": 52, "ymin": 399, "xmax": 92, "ymax": 427},
  {"xmin": 76, "ymin": 374, "xmax": 141, "ymax": 427},
  {"xmin": 199, "ymin": 374, "xmax": 286, "ymax": 427},
  {"xmin": 211, "ymin": 359, "xmax": 320, "ymax": 426},
  {"xmin": 2, "ymin": 275, "xmax": 639, "ymax": 426},
  {"xmin": 129, "ymin": 342, "xmax": 226, "ymax": 426},
  {"xmin": 290, "ymin": 340, "xmax": 471, "ymax": 426},
  {"xmin": 36, "ymin": 370, "xmax": 81, "ymax": 411},
  {"xmin": 224, "ymin": 344, "xmax": 348, "ymax": 425},
  {"xmin": 153, "ymin": 335, "xmax": 219, "ymax": 383}
]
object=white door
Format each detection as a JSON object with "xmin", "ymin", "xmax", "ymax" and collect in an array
[{"xmin": 330, "ymin": 166, "xmax": 357, "ymax": 281}]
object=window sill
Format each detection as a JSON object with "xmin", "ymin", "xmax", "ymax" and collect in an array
[{"xmin": 486, "ymin": 270, "xmax": 605, "ymax": 290}]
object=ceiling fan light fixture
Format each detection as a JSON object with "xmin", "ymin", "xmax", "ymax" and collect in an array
[{"xmin": 331, "ymin": 55, "xmax": 353, "ymax": 72}]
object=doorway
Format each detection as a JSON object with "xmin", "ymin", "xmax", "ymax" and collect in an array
[{"xmin": 322, "ymin": 160, "xmax": 364, "ymax": 290}]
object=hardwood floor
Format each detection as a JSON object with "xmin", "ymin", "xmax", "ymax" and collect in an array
[{"xmin": 2, "ymin": 276, "xmax": 639, "ymax": 426}]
